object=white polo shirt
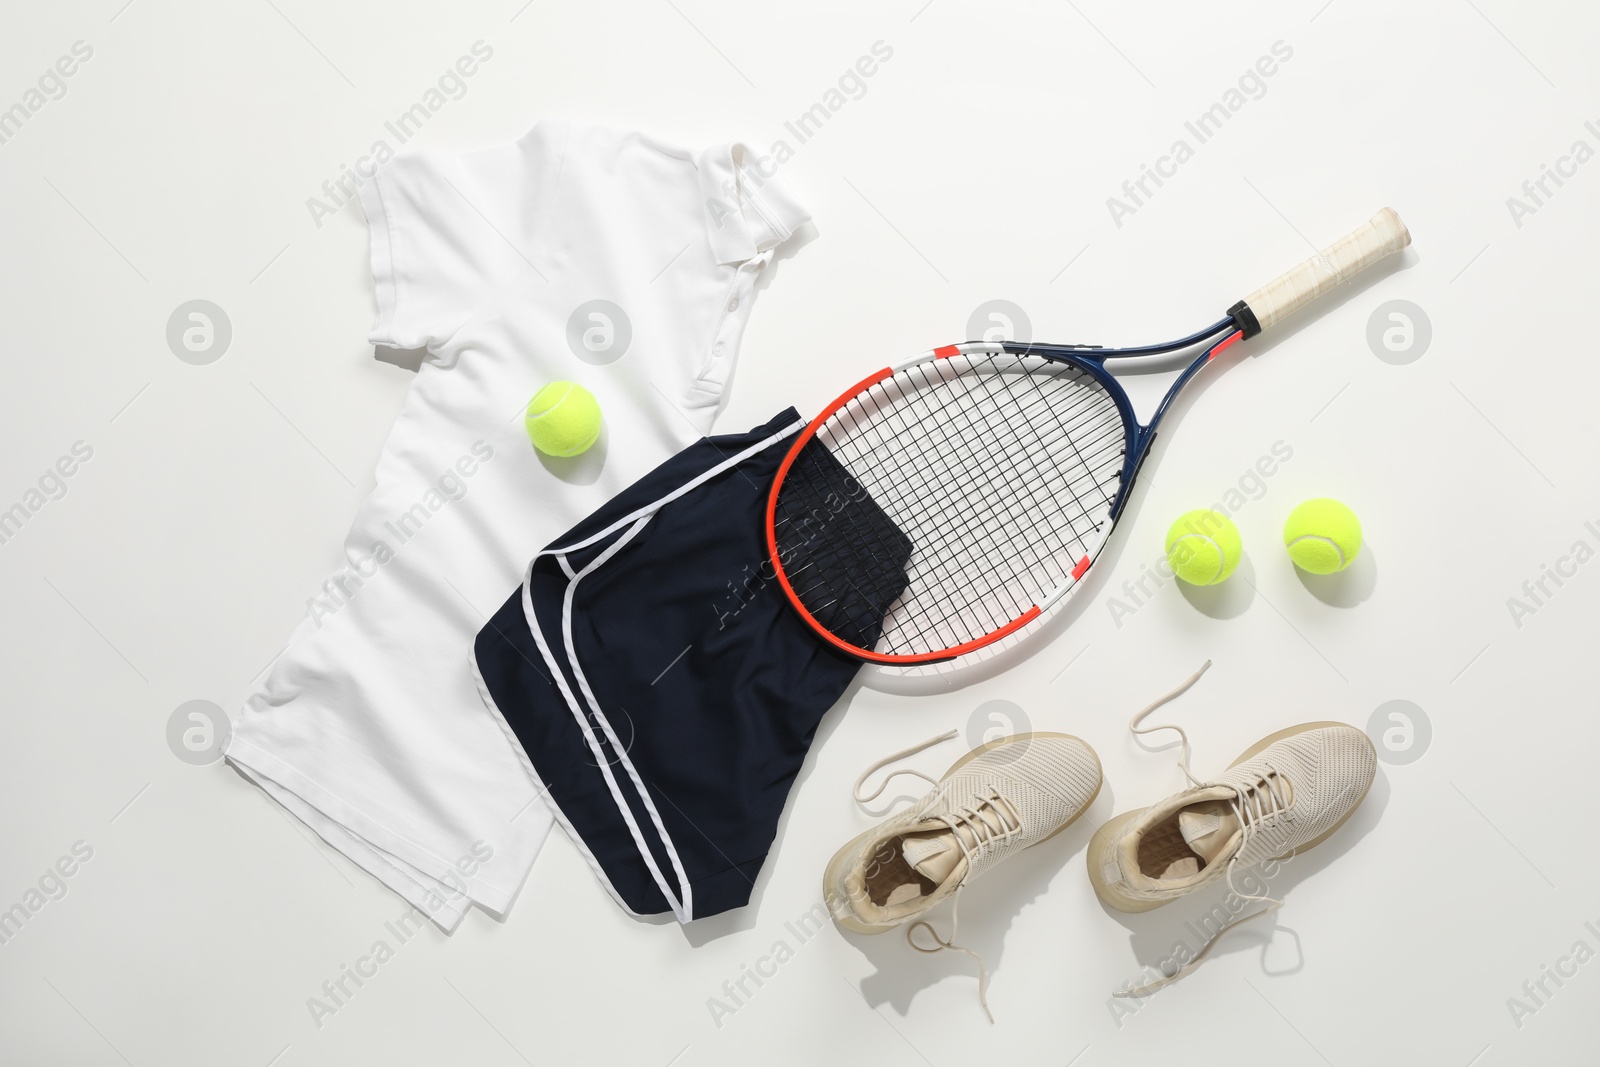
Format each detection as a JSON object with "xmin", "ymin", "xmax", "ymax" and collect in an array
[{"xmin": 225, "ymin": 120, "xmax": 810, "ymax": 929}]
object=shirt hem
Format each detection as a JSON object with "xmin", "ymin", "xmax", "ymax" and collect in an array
[{"xmin": 223, "ymin": 733, "xmax": 528, "ymax": 921}]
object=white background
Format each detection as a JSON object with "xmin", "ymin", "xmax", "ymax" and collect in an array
[{"xmin": 3, "ymin": 1, "xmax": 1597, "ymax": 1064}]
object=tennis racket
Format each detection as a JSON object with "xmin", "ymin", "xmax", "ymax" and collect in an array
[{"xmin": 766, "ymin": 208, "xmax": 1410, "ymax": 665}]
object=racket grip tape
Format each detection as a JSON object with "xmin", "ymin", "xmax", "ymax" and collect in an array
[{"xmin": 1234, "ymin": 207, "xmax": 1410, "ymax": 334}]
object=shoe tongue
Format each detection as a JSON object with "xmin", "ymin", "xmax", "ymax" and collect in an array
[
  {"xmin": 902, "ymin": 830, "xmax": 963, "ymax": 883},
  {"xmin": 1179, "ymin": 803, "xmax": 1240, "ymax": 866}
]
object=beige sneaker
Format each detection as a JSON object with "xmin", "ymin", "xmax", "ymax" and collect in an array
[
  {"xmin": 825, "ymin": 729, "xmax": 1102, "ymax": 1019},
  {"xmin": 1088, "ymin": 662, "xmax": 1377, "ymax": 995}
]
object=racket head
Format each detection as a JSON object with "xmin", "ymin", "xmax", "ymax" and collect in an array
[{"xmin": 765, "ymin": 342, "xmax": 1146, "ymax": 665}]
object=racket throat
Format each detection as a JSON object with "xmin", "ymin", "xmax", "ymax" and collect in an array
[{"xmin": 1109, "ymin": 429, "xmax": 1158, "ymax": 521}]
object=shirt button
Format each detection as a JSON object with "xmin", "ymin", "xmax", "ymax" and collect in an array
[
  {"xmin": 713, "ymin": 342, "xmax": 725, "ymax": 355},
  {"xmin": 727, "ymin": 297, "xmax": 739, "ymax": 312}
]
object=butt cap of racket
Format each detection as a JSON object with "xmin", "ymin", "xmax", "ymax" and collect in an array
[{"xmin": 1240, "ymin": 208, "xmax": 1410, "ymax": 333}]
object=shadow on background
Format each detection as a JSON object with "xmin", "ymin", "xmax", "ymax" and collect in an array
[
  {"xmin": 1178, "ymin": 553, "xmax": 1258, "ymax": 618},
  {"xmin": 1295, "ymin": 542, "xmax": 1379, "ymax": 607},
  {"xmin": 373, "ymin": 344, "xmax": 427, "ymax": 373}
]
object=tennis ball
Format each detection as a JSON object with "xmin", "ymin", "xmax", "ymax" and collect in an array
[
  {"xmin": 525, "ymin": 381, "xmax": 601, "ymax": 457},
  {"xmin": 1283, "ymin": 498, "xmax": 1362, "ymax": 574},
  {"xmin": 1165, "ymin": 509, "xmax": 1242, "ymax": 586}
]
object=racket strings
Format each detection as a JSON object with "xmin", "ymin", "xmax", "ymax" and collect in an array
[
  {"xmin": 774, "ymin": 352, "xmax": 1128, "ymax": 657},
  {"xmin": 780, "ymin": 355, "xmax": 1120, "ymax": 652},
  {"xmin": 867, "ymin": 360, "xmax": 1122, "ymax": 650},
  {"xmin": 830, "ymin": 360, "xmax": 1110, "ymax": 548},
  {"xmin": 779, "ymin": 380, "xmax": 994, "ymax": 647},
  {"xmin": 846, "ymin": 362, "xmax": 1112, "ymax": 646},
  {"xmin": 846, "ymin": 363, "xmax": 1107, "ymax": 547},
  {"xmin": 835, "ymin": 368, "xmax": 1046, "ymax": 645}
]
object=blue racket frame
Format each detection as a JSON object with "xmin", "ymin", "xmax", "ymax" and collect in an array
[{"xmin": 1003, "ymin": 316, "xmax": 1242, "ymax": 521}]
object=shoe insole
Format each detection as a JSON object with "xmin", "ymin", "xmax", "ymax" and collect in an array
[
  {"xmin": 864, "ymin": 840, "xmax": 938, "ymax": 906},
  {"xmin": 1136, "ymin": 801, "xmax": 1239, "ymax": 881}
]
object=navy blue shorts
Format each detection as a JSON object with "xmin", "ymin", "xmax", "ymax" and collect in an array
[{"xmin": 472, "ymin": 409, "xmax": 905, "ymax": 921}]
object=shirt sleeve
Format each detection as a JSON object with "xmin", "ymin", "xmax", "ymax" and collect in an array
[
  {"xmin": 355, "ymin": 148, "xmax": 520, "ymax": 352},
  {"xmin": 695, "ymin": 142, "xmax": 811, "ymax": 267}
]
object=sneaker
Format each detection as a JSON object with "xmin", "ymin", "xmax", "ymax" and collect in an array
[
  {"xmin": 825, "ymin": 729, "xmax": 1102, "ymax": 1019},
  {"xmin": 1088, "ymin": 661, "xmax": 1376, "ymax": 995}
]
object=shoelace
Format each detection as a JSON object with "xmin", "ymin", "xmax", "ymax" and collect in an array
[
  {"xmin": 852, "ymin": 730, "xmax": 1021, "ymax": 1022},
  {"xmin": 1115, "ymin": 660, "xmax": 1287, "ymax": 997}
]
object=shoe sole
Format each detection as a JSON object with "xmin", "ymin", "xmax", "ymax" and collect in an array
[
  {"xmin": 824, "ymin": 732, "xmax": 1103, "ymax": 935},
  {"xmin": 1086, "ymin": 721, "xmax": 1375, "ymax": 914}
]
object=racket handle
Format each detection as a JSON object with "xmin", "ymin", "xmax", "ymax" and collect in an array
[{"xmin": 1233, "ymin": 208, "xmax": 1410, "ymax": 334}]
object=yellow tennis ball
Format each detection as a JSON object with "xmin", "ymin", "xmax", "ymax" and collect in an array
[
  {"xmin": 1283, "ymin": 498, "xmax": 1362, "ymax": 574},
  {"xmin": 1165, "ymin": 509, "xmax": 1242, "ymax": 586},
  {"xmin": 525, "ymin": 381, "xmax": 601, "ymax": 457}
]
